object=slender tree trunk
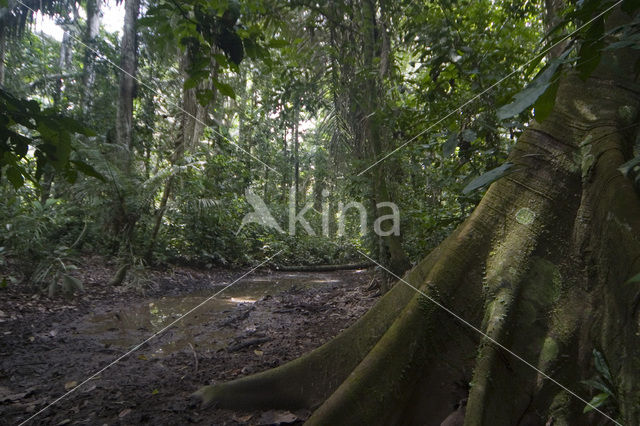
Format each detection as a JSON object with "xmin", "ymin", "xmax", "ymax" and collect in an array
[
  {"xmin": 81, "ymin": 0, "xmax": 101, "ymax": 116},
  {"xmin": 147, "ymin": 50, "xmax": 216, "ymax": 259},
  {"xmin": 53, "ymin": 27, "xmax": 73, "ymax": 108},
  {"xmin": 147, "ymin": 175, "xmax": 174, "ymax": 258},
  {"xmin": 194, "ymin": 9, "xmax": 640, "ymax": 426},
  {"xmin": 361, "ymin": 0, "xmax": 410, "ymax": 276},
  {"xmin": 294, "ymin": 100, "xmax": 300, "ymax": 210},
  {"xmin": 263, "ymin": 166, "xmax": 269, "ymax": 200},
  {"xmin": 0, "ymin": 25, "xmax": 7, "ymax": 86},
  {"xmin": 42, "ymin": 24, "xmax": 74, "ymax": 204},
  {"xmin": 115, "ymin": 0, "xmax": 139, "ymax": 158},
  {"xmin": 281, "ymin": 120, "xmax": 288, "ymax": 202},
  {"xmin": 238, "ymin": 72, "xmax": 252, "ymax": 187}
]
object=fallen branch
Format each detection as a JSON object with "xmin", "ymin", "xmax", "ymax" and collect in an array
[{"xmin": 275, "ymin": 262, "xmax": 373, "ymax": 272}]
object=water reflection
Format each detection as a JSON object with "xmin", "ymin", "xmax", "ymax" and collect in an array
[{"xmin": 81, "ymin": 271, "xmax": 351, "ymax": 356}]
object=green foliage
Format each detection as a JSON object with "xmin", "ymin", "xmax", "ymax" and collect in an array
[
  {"xmin": 497, "ymin": 52, "xmax": 568, "ymax": 122},
  {"xmin": 0, "ymin": 88, "xmax": 104, "ymax": 189},
  {"xmin": 463, "ymin": 162, "xmax": 514, "ymax": 194},
  {"xmin": 581, "ymin": 349, "xmax": 617, "ymax": 415},
  {"xmin": 496, "ymin": 0, "xmax": 640, "ymax": 123},
  {"xmin": 6, "ymin": 0, "xmax": 636, "ymax": 289},
  {"xmin": 140, "ymin": 0, "xmax": 278, "ymax": 102}
]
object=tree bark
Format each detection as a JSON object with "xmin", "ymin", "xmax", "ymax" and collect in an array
[
  {"xmin": 294, "ymin": 100, "xmax": 300, "ymax": 210},
  {"xmin": 361, "ymin": 0, "xmax": 411, "ymax": 276},
  {"xmin": 544, "ymin": 0, "xmax": 568, "ymax": 60},
  {"xmin": 81, "ymin": 0, "xmax": 101, "ymax": 116},
  {"xmin": 0, "ymin": 24, "xmax": 7, "ymax": 86},
  {"xmin": 193, "ymin": 10, "xmax": 640, "ymax": 426},
  {"xmin": 115, "ymin": 0, "xmax": 139, "ymax": 158},
  {"xmin": 281, "ymin": 114, "xmax": 289, "ymax": 202},
  {"xmin": 53, "ymin": 29, "xmax": 73, "ymax": 108}
]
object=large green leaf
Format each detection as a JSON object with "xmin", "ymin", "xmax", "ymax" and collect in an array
[
  {"xmin": 497, "ymin": 64, "xmax": 560, "ymax": 120},
  {"xmin": 213, "ymin": 79, "xmax": 236, "ymax": 99},
  {"xmin": 70, "ymin": 160, "xmax": 106, "ymax": 181},
  {"xmin": 592, "ymin": 349, "xmax": 612, "ymax": 383},
  {"xmin": 497, "ymin": 50, "xmax": 570, "ymax": 121},
  {"xmin": 463, "ymin": 162, "xmax": 514, "ymax": 194},
  {"xmin": 183, "ymin": 76, "xmax": 200, "ymax": 90},
  {"xmin": 581, "ymin": 378, "xmax": 613, "ymax": 396},
  {"xmin": 5, "ymin": 166, "xmax": 24, "ymax": 189},
  {"xmin": 533, "ymin": 77, "xmax": 560, "ymax": 122},
  {"xmin": 577, "ymin": 17, "xmax": 605, "ymax": 80},
  {"xmin": 583, "ymin": 393, "xmax": 610, "ymax": 413}
]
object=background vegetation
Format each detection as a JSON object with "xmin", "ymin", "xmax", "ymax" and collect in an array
[{"xmin": 1, "ymin": 0, "xmax": 552, "ymax": 288}]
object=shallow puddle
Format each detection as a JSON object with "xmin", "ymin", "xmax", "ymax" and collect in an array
[{"xmin": 81, "ymin": 272, "xmax": 346, "ymax": 357}]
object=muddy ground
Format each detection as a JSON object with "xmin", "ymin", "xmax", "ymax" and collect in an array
[{"xmin": 0, "ymin": 257, "xmax": 381, "ymax": 425}]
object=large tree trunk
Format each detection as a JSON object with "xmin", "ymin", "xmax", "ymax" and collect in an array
[
  {"xmin": 115, "ymin": 0, "xmax": 139, "ymax": 157},
  {"xmin": 193, "ymin": 11, "xmax": 640, "ymax": 426}
]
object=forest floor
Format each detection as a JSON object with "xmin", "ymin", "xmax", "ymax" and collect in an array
[{"xmin": 0, "ymin": 257, "xmax": 381, "ymax": 425}]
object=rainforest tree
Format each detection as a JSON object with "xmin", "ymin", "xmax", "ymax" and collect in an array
[
  {"xmin": 1, "ymin": 0, "xmax": 639, "ymax": 422},
  {"xmin": 192, "ymin": 2, "xmax": 640, "ymax": 425}
]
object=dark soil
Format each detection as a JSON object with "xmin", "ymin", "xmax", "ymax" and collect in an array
[{"xmin": 0, "ymin": 257, "xmax": 381, "ymax": 425}]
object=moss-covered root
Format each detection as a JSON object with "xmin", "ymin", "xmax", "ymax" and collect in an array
[{"xmin": 191, "ymin": 249, "xmax": 440, "ymax": 410}]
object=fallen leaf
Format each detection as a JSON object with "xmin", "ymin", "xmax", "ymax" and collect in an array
[
  {"xmin": 254, "ymin": 349, "xmax": 264, "ymax": 356},
  {"xmin": 258, "ymin": 410, "xmax": 298, "ymax": 425},
  {"xmin": 64, "ymin": 381, "xmax": 77, "ymax": 390}
]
